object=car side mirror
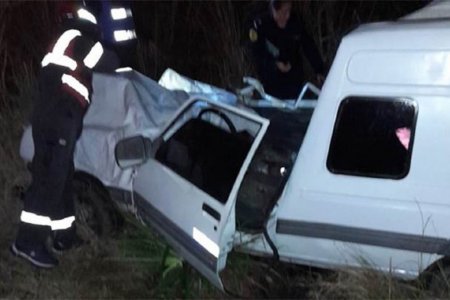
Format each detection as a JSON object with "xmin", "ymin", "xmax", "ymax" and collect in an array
[{"xmin": 115, "ymin": 135, "xmax": 152, "ymax": 169}]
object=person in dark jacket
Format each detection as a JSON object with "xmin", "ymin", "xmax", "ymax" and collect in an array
[
  {"xmin": 249, "ymin": 0, "xmax": 324, "ymax": 99},
  {"xmin": 86, "ymin": 0, "xmax": 138, "ymax": 68},
  {"xmin": 11, "ymin": 2, "xmax": 119, "ymax": 268}
]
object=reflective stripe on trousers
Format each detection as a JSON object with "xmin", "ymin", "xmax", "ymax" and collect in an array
[{"xmin": 20, "ymin": 210, "xmax": 75, "ymax": 231}]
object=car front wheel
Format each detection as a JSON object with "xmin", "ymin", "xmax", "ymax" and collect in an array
[{"xmin": 73, "ymin": 174, "xmax": 123, "ymax": 243}]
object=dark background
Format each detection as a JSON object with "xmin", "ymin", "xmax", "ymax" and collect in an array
[
  {"xmin": 132, "ymin": 1, "xmax": 428, "ymax": 85},
  {"xmin": 0, "ymin": 0, "xmax": 428, "ymax": 108}
]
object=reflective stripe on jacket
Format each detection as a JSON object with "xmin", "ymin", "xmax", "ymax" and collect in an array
[
  {"xmin": 97, "ymin": 1, "xmax": 136, "ymax": 45},
  {"xmin": 41, "ymin": 29, "xmax": 104, "ymax": 107}
]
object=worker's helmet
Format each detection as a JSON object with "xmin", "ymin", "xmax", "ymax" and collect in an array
[{"xmin": 56, "ymin": 1, "xmax": 98, "ymax": 25}]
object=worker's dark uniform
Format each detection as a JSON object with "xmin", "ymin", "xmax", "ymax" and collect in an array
[
  {"xmin": 89, "ymin": 0, "xmax": 137, "ymax": 67},
  {"xmin": 249, "ymin": 13, "xmax": 324, "ymax": 99},
  {"xmin": 16, "ymin": 18, "xmax": 119, "ymax": 250}
]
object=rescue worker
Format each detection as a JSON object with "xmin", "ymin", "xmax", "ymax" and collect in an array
[
  {"xmin": 248, "ymin": 0, "xmax": 325, "ymax": 99},
  {"xmin": 89, "ymin": 0, "xmax": 138, "ymax": 67},
  {"xmin": 11, "ymin": 2, "xmax": 119, "ymax": 268}
]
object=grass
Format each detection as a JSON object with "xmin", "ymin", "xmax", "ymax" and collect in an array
[{"xmin": 114, "ymin": 219, "xmax": 223, "ymax": 299}]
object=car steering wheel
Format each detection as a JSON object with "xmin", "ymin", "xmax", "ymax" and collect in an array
[{"xmin": 197, "ymin": 108, "xmax": 237, "ymax": 134}]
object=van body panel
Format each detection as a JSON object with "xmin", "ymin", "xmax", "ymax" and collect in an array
[{"xmin": 270, "ymin": 19, "xmax": 450, "ymax": 277}]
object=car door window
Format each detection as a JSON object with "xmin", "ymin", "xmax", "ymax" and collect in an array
[{"xmin": 154, "ymin": 103, "xmax": 259, "ymax": 204}]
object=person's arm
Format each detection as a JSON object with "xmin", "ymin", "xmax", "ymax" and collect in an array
[
  {"xmin": 75, "ymin": 36, "xmax": 121, "ymax": 73},
  {"xmin": 93, "ymin": 45, "xmax": 120, "ymax": 73}
]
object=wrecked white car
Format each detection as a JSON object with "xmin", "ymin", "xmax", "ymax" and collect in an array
[{"xmin": 20, "ymin": 1, "xmax": 450, "ymax": 292}]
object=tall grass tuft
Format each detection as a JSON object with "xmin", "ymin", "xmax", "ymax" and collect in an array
[
  {"xmin": 133, "ymin": 1, "xmax": 255, "ymax": 90},
  {"xmin": 308, "ymin": 268, "xmax": 424, "ymax": 300}
]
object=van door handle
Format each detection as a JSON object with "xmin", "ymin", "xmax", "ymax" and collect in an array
[{"xmin": 202, "ymin": 203, "xmax": 221, "ymax": 222}]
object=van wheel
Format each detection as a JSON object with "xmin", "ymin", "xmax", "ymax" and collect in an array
[
  {"xmin": 73, "ymin": 176, "xmax": 123, "ymax": 243},
  {"xmin": 427, "ymin": 263, "xmax": 450, "ymax": 298}
]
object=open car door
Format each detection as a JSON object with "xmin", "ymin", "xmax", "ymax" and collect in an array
[{"xmin": 129, "ymin": 98, "xmax": 269, "ymax": 289}]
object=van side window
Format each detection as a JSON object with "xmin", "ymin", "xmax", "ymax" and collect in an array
[{"xmin": 327, "ymin": 97, "xmax": 417, "ymax": 179}]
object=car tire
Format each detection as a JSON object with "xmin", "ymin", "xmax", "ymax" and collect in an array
[{"xmin": 73, "ymin": 174, "xmax": 123, "ymax": 243}]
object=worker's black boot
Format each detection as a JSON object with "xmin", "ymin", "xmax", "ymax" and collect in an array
[
  {"xmin": 11, "ymin": 242, "xmax": 58, "ymax": 268},
  {"xmin": 13, "ymin": 223, "xmax": 58, "ymax": 268}
]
